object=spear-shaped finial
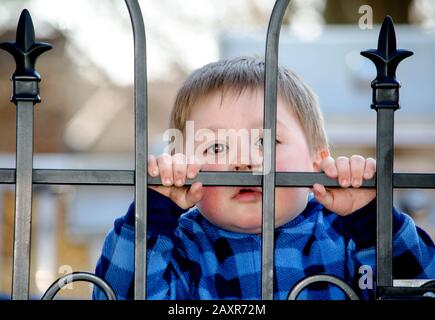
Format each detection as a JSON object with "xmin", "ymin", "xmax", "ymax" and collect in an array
[
  {"xmin": 360, "ymin": 16, "xmax": 413, "ymax": 110},
  {"xmin": 0, "ymin": 9, "xmax": 53, "ymax": 103},
  {"xmin": 0, "ymin": 9, "xmax": 52, "ymax": 80}
]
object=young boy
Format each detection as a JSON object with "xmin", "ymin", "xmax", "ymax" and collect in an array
[{"xmin": 93, "ymin": 57, "xmax": 435, "ymax": 300}]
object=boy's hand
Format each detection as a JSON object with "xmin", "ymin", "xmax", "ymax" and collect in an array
[
  {"xmin": 312, "ymin": 155, "xmax": 376, "ymax": 216},
  {"xmin": 147, "ymin": 153, "xmax": 203, "ymax": 210}
]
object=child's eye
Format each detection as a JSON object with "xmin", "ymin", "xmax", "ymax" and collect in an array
[
  {"xmin": 205, "ymin": 143, "xmax": 228, "ymax": 154},
  {"xmin": 255, "ymin": 138, "xmax": 280, "ymax": 147},
  {"xmin": 255, "ymin": 138, "xmax": 263, "ymax": 147}
]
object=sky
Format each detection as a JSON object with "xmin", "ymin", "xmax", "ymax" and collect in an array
[
  {"xmin": 0, "ymin": 0, "xmax": 433, "ymax": 86},
  {"xmin": 0, "ymin": 0, "xmax": 323, "ymax": 85}
]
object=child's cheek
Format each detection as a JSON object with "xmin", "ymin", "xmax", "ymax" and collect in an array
[
  {"xmin": 198, "ymin": 187, "xmax": 224, "ymax": 211},
  {"xmin": 275, "ymin": 149, "xmax": 312, "ymax": 172},
  {"xmin": 199, "ymin": 164, "xmax": 233, "ymax": 211},
  {"xmin": 276, "ymin": 157, "xmax": 289, "ymax": 172},
  {"xmin": 201, "ymin": 186, "xmax": 220, "ymax": 198}
]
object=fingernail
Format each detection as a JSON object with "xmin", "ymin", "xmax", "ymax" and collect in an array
[
  {"xmin": 164, "ymin": 178, "xmax": 172, "ymax": 185},
  {"xmin": 151, "ymin": 170, "xmax": 158, "ymax": 176},
  {"xmin": 175, "ymin": 179, "xmax": 182, "ymax": 186},
  {"xmin": 341, "ymin": 179, "xmax": 348, "ymax": 187}
]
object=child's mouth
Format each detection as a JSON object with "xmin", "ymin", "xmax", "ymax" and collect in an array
[{"xmin": 233, "ymin": 187, "xmax": 262, "ymax": 202}]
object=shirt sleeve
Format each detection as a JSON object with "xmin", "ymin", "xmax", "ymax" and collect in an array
[
  {"xmin": 341, "ymin": 199, "xmax": 435, "ymax": 299},
  {"xmin": 92, "ymin": 188, "xmax": 193, "ymax": 300}
]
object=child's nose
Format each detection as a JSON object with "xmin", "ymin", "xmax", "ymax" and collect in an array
[{"xmin": 235, "ymin": 163, "xmax": 252, "ymax": 171}]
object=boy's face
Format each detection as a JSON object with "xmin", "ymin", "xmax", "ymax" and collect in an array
[{"xmin": 187, "ymin": 88, "xmax": 328, "ymax": 234}]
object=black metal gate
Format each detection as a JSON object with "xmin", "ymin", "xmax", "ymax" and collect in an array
[{"xmin": 0, "ymin": 0, "xmax": 434, "ymax": 300}]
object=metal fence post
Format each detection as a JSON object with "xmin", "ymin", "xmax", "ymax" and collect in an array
[
  {"xmin": 361, "ymin": 16, "xmax": 413, "ymax": 296},
  {"xmin": 262, "ymin": 0, "xmax": 290, "ymax": 300},
  {"xmin": 125, "ymin": 0, "xmax": 148, "ymax": 300},
  {"xmin": 0, "ymin": 9, "xmax": 52, "ymax": 300}
]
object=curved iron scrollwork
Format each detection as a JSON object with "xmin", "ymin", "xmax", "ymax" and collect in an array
[
  {"xmin": 287, "ymin": 275, "xmax": 359, "ymax": 300},
  {"xmin": 41, "ymin": 272, "xmax": 117, "ymax": 300},
  {"xmin": 421, "ymin": 280, "xmax": 435, "ymax": 289},
  {"xmin": 420, "ymin": 281, "xmax": 435, "ymax": 298}
]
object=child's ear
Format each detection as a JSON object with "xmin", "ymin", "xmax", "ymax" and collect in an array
[{"xmin": 312, "ymin": 148, "xmax": 330, "ymax": 172}]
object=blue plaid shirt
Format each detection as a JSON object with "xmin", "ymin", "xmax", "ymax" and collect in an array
[{"xmin": 93, "ymin": 188, "xmax": 435, "ymax": 300}]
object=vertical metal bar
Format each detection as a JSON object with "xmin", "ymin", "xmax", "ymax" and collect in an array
[
  {"xmin": 361, "ymin": 16, "xmax": 412, "ymax": 296},
  {"xmin": 376, "ymin": 109, "xmax": 394, "ymax": 288},
  {"xmin": 125, "ymin": 0, "xmax": 148, "ymax": 300},
  {"xmin": 12, "ymin": 101, "xmax": 34, "ymax": 300},
  {"xmin": 0, "ymin": 9, "xmax": 52, "ymax": 300},
  {"xmin": 262, "ymin": 0, "xmax": 290, "ymax": 300}
]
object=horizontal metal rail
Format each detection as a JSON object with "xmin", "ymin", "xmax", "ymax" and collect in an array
[{"xmin": 2, "ymin": 169, "xmax": 435, "ymax": 188}]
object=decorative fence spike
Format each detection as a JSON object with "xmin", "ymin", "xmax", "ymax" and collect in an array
[
  {"xmin": 361, "ymin": 15, "xmax": 413, "ymax": 294},
  {"xmin": 361, "ymin": 16, "xmax": 413, "ymax": 110},
  {"xmin": 0, "ymin": 9, "xmax": 52, "ymax": 300},
  {"xmin": 0, "ymin": 9, "xmax": 52, "ymax": 103}
]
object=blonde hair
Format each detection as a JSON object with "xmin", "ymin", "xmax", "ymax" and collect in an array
[{"xmin": 170, "ymin": 56, "xmax": 329, "ymax": 155}]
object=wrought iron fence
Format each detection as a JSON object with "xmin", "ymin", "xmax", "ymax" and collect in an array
[{"xmin": 0, "ymin": 0, "xmax": 434, "ymax": 300}]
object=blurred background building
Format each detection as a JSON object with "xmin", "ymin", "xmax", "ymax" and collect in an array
[{"xmin": 0, "ymin": 0, "xmax": 434, "ymax": 299}]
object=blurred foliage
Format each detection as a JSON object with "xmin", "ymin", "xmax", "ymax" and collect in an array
[{"xmin": 324, "ymin": 0, "xmax": 413, "ymax": 24}]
